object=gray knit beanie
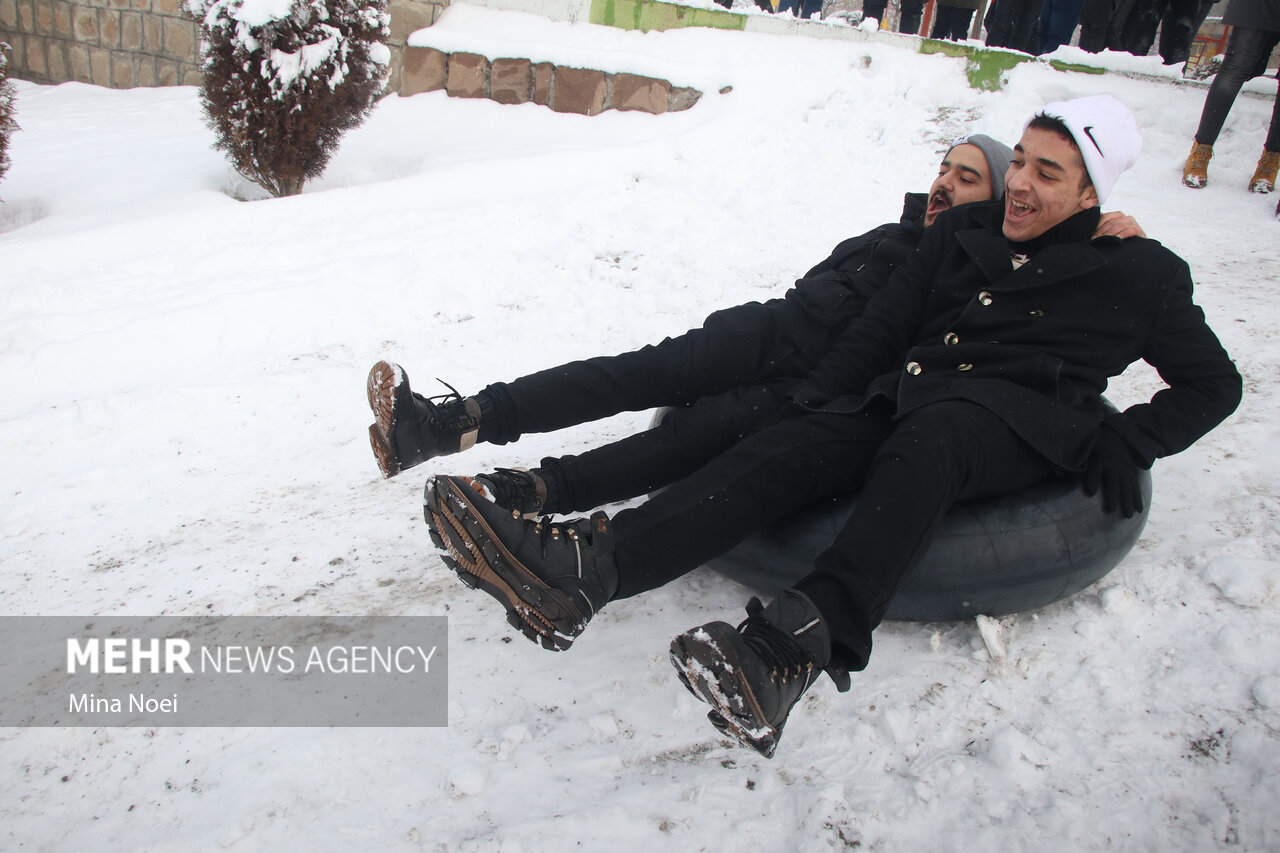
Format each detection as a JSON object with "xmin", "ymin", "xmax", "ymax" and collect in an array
[{"xmin": 947, "ymin": 133, "xmax": 1015, "ymax": 199}]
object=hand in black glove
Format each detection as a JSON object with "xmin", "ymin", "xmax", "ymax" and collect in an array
[{"xmin": 1082, "ymin": 424, "xmax": 1144, "ymax": 518}]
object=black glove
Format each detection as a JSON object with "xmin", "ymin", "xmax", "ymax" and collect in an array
[{"xmin": 1082, "ymin": 424, "xmax": 1144, "ymax": 518}]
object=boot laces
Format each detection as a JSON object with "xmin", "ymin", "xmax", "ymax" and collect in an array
[
  {"xmin": 532, "ymin": 516, "xmax": 587, "ymax": 577},
  {"xmin": 425, "ymin": 379, "xmax": 479, "ymax": 431},
  {"xmin": 739, "ymin": 600, "xmax": 814, "ymax": 685},
  {"xmin": 481, "ymin": 468, "xmax": 541, "ymax": 511}
]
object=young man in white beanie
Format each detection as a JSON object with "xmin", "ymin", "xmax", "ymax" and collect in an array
[{"xmin": 424, "ymin": 95, "xmax": 1235, "ymax": 758}]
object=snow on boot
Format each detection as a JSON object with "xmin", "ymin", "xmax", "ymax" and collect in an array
[
  {"xmin": 1249, "ymin": 149, "xmax": 1279, "ymax": 193},
  {"xmin": 472, "ymin": 467, "xmax": 554, "ymax": 516},
  {"xmin": 1182, "ymin": 141, "xmax": 1213, "ymax": 188},
  {"xmin": 366, "ymin": 361, "xmax": 482, "ymax": 478},
  {"xmin": 424, "ymin": 475, "xmax": 617, "ymax": 652},
  {"xmin": 669, "ymin": 592, "xmax": 834, "ymax": 758}
]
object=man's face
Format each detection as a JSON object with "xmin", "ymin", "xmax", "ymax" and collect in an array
[
  {"xmin": 1002, "ymin": 126, "xmax": 1099, "ymax": 242},
  {"xmin": 924, "ymin": 143, "xmax": 994, "ymax": 227}
]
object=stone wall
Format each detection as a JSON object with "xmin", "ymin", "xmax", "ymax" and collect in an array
[
  {"xmin": 0, "ymin": 0, "xmax": 449, "ymax": 89},
  {"xmin": 401, "ymin": 46, "xmax": 702, "ymax": 115},
  {"xmin": 0, "ymin": 0, "xmax": 201, "ymax": 86},
  {"xmin": 384, "ymin": 0, "xmax": 448, "ymax": 94}
]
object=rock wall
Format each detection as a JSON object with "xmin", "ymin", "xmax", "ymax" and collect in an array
[
  {"xmin": 0, "ymin": 0, "xmax": 450, "ymax": 90},
  {"xmin": 400, "ymin": 46, "xmax": 701, "ymax": 115}
]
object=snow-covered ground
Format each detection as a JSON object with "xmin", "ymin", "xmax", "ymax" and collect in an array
[{"xmin": 2, "ymin": 6, "xmax": 1279, "ymax": 850}]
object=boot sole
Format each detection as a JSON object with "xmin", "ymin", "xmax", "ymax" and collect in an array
[
  {"xmin": 669, "ymin": 627, "xmax": 781, "ymax": 758},
  {"xmin": 367, "ymin": 361, "xmax": 402, "ymax": 479},
  {"xmin": 424, "ymin": 475, "xmax": 586, "ymax": 652}
]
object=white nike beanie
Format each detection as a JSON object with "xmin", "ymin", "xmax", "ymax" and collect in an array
[{"xmin": 1035, "ymin": 94, "xmax": 1143, "ymax": 204}]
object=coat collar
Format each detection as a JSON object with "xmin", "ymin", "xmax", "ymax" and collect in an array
[{"xmin": 953, "ymin": 209, "xmax": 1108, "ymax": 291}]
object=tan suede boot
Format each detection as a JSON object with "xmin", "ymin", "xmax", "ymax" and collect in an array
[
  {"xmin": 1182, "ymin": 141, "xmax": 1213, "ymax": 188},
  {"xmin": 1249, "ymin": 149, "xmax": 1280, "ymax": 193}
]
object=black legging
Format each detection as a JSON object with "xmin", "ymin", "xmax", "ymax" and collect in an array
[{"xmin": 1194, "ymin": 26, "xmax": 1280, "ymax": 151}]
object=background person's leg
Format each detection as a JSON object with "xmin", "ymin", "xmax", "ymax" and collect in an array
[{"xmin": 1194, "ymin": 28, "xmax": 1278, "ymax": 146}]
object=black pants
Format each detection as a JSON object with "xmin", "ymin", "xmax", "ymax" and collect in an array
[
  {"xmin": 931, "ymin": 5, "xmax": 976, "ymax": 40},
  {"xmin": 609, "ymin": 401, "xmax": 1054, "ymax": 670},
  {"xmin": 1118, "ymin": 0, "xmax": 1160, "ymax": 54},
  {"xmin": 1036, "ymin": 0, "xmax": 1087, "ymax": 53},
  {"xmin": 984, "ymin": 0, "xmax": 1048, "ymax": 51},
  {"xmin": 1154, "ymin": 0, "xmax": 1214, "ymax": 64},
  {"xmin": 1078, "ymin": 0, "xmax": 1140, "ymax": 51},
  {"xmin": 480, "ymin": 295, "xmax": 853, "ymax": 512},
  {"xmin": 864, "ymin": 0, "xmax": 926, "ymax": 33},
  {"xmin": 1195, "ymin": 26, "xmax": 1280, "ymax": 151},
  {"xmin": 540, "ymin": 383, "xmax": 788, "ymax": 513}
]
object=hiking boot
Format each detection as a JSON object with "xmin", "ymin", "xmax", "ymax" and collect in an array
[
  {"xmin": 1249, "ymin": 149, "xmax": 1280, "ymax": 193},
  {"xmin": 1182, "ymin": 141, "xmax": 1213, "ymax": 188},
  {"xmin": 366, "ymin": 361, "xmax": 482, "ymax": 478},
  {"xmin": 424, "ymin": 474, "xmax": 617, "ymax": 651},
  {"xmin": 472, "ymin": 467, "xmax": 552, "ymax": 516},
  {"xmin": 669, "ymin": 592, "xmax": 840, "ymax": 758}
]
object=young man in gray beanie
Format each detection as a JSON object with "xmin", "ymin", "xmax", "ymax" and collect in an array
[
  {"xmin": 425, "ymin": 95, "xmax": 1239, "ymax": 758},
  {"xmin": 370, "ymin": 136, "xmax": 1138, "ymax": 518}
]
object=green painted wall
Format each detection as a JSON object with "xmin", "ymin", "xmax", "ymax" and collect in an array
[
  {"xmin": 591, "ymin": 0, "xmax": 746, "ymax": 32},
  {"xmin": 920, "ymin": 39, "xmax": 1105, "ymax": 91}
]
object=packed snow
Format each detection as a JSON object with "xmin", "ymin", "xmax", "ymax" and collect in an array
[{"xmin": 2, "ymin": 5, "xmax": 1279, "ymax": 850}]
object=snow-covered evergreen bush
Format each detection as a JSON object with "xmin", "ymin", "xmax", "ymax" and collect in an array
[
  {"xmin": 188, "ymin": 0, "xmax": 390, "ymax": 197},
  {"xmin": 0, "ymin": 44, "xmax": 18, "ymax": 189}
]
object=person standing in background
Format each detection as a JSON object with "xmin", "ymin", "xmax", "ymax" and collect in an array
[
  {"xmin": 932, "ymin": 0, "xmax": 982, "ymax": 39},
  {"xmin": 777, "ymin": 0, "xmax": 825, "ymax": 18},
  {"xmin": 863, "ymin": 0, "xmax": 927, "ymax": 33},
  {"xmin": 1181, "ymin": 0, "xmax": 1280, "ymax": 194}
]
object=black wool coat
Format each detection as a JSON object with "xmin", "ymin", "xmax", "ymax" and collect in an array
[
  {"xmin": 772, "ymin": 193, "xmax": 928, "ymax": 363},
  {"xmin": 792, "ymin": 200, "xmax": 1243, "ymax": 472},
  {"xmin": 1223, "ymin": 0, "xmax": 1280, "ymax": 31}
]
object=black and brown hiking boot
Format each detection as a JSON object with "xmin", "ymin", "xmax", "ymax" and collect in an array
[
  {"xmin": 670, "ymin": 592, "xmax": 838, "ymax": 758},
  {"xmin": 424, "ymin": 474, "xmax": 617, "ymax": 651},
  {"xmin": 366, "ymin": 361, "xmax": 483, "ymax": 479}
]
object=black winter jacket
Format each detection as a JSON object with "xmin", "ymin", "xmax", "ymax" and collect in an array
[
  {"xmin": 1223, "ymin": 0, "xmax": 1280, "ymax": 31},
  {"xmin": 792, "ymin": 200, "xmax": 1242, "ymax": 472},
  {"xmin": 775, "ymin": 193, "xmax": 927, "ymax": 362}
]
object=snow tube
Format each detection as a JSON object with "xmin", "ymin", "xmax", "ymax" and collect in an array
[{"xmin": 651, "ymin": 406, "xmax": 1152, "ymax": 621}]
